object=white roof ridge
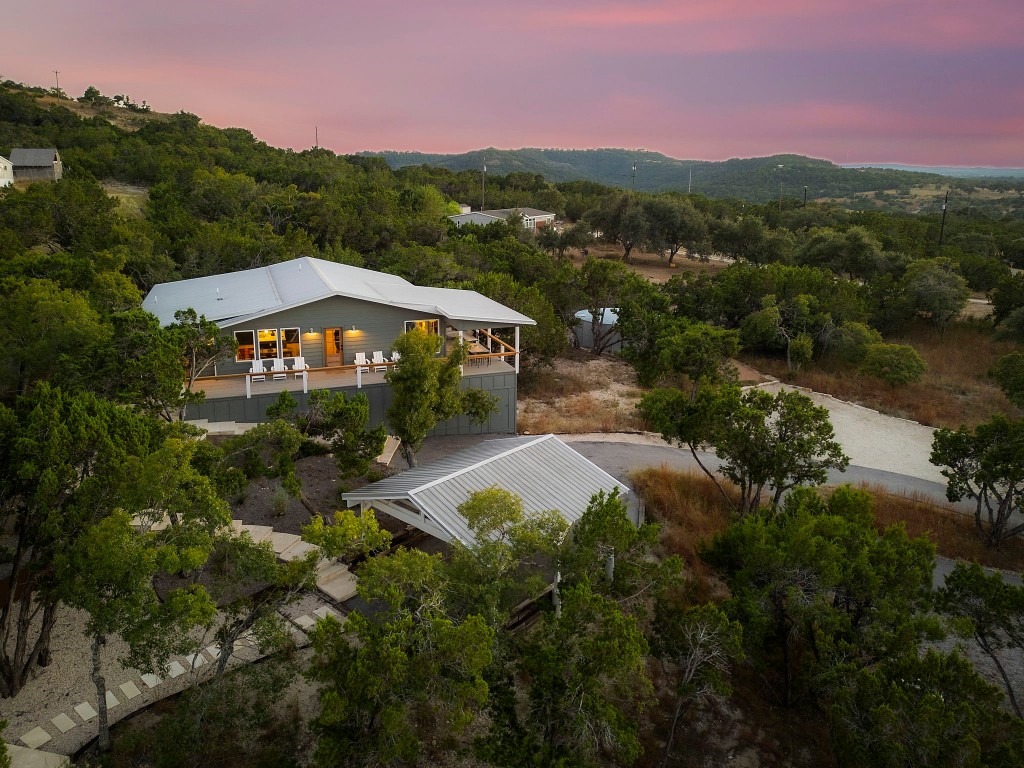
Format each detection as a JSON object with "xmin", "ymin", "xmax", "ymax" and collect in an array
[
  {"xmin": 409, "ymin": 434, "xmax": 555, "ymax": 495},
  {"xmin": 305, "ymin": 256, "xmax": 333, "ymax": 291}
]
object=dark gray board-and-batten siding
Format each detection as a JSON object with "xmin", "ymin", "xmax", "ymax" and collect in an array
[
  {"xmin": 213, "ymin": 295, "xmax": 443, "ymax": 376},
  {"xmin": 185, "ymin": 369, "xmax": 518, "ymax": 435}
]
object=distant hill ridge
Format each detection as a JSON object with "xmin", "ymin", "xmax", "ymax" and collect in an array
[{"xmin": 365, "ymin": 148, "xmax": 1022, "ymax": 202}]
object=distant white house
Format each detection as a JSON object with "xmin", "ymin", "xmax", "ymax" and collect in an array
[
  {"xmin": 0, "ymin": 156, "xmax": 13, "ymax": 187},
  {"xmin": 448, "ymin": 207, "xmax": 556, "ymax": 231},
  {"xmin": 448, "ymin": 211, "xmax": 504, "ymax": 228},
  {"xmin": 456, "ymin": 202, "xmax": 472, "ymax": 214}
]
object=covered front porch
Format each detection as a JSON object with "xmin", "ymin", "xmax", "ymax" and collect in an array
[{"xmin": 195, "ymin": 352, "xmax": 516, "ymax": 402}]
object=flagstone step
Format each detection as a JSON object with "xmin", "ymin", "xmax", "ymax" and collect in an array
[
  {"xmin": 278, "ymin": 539, "xmax": 320, "ymax": 562},
  {"xmin": 267, "ymin": 531, "xmax": 301, "ymax": 554},
  {"xmin": 240, "ymin": 524, "xmax": 274, "ymax": 543},
  {"xmin": 317, "ymin": 564, "xmax": 358, "ymax": 602}
]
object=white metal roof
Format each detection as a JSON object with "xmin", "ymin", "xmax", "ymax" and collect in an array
[
  {"xmin": 141, "ymin": 256, "xmax": 535, "ymax": 328},
  {"xmin": 342, "ymin": 434, "xmax": 630, "ymax": 547}
]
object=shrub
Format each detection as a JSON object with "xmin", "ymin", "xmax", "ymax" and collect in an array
[{"xmin": 860, "ymin": 343, "xmax": 927, "ymax": 386}]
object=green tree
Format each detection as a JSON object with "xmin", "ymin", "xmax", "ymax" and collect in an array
[
  {"xmin": 0, "ymin": 386, "xmax": 168, "ymax": 697},
  {"xmin": 0, "ymin": 277, "xmax": 107, "ymax": 398},
  {"xmin": 990, "ymin": 351, "xmax": 1024, "ymax": 409},
  {"xmin": 167, "ymin": 308, "xmax": 236, "ymax": 417},
  {"xmin": 267, "ymin": 388, "xmax": 387, "ymax": 478},
  {"xmin": 741, "ymin": 294, "xmax": 820, "ymax": 371},
  {"xmin": 705, "ymin": 485, "xmax": 937, "ymax": 708},
  {"xmin": 830, "ymin": 650, "xmax": 1024, "ymax": 768},
  {"xmin": 655, "ymin": 322, "xmax": 740, "ymax": 398},
  {"xmin": 445, "ymin": 488, "xmax": 567, "ymax": 627},
  {"xmin": 643, "ymin": 196, "xmax": 707, "ymax": 265},
  {"xmin": 931, "ymin": 415, "xmax": 1024, "ymax": 547},
  {"xmin": 901, "ymin": 257, "xmax": 970, "ymax": 329},
  {"xmin": 56, "ymin": 511, "xmax": 216, "ymax": 752},
  {"xmin": 385, "ymin": 329, "xmax": 498, "ymax": 467},
  {"xmin": 722, "ymin": 388, "xmax": 849, "ymax": 513},
  {"xmin": 859, "ymin": 342, "xmax": 928, "ymax": 386},
  {"xmin": 94, "ymin": 309, "xmax": 198, "ymax": 420},
  {"xmin": 937, "ymin": 561, "xmax": 1024, "ymax": 718},
  {"xmin": 585, "ymin": 193, "xmax": 648, "ymax": 263},
  {"xmin": 484, "ymin": 580, "xmax": 652, "ymax": 768},
  {"xmin": 307, "ymin": 548, "xmax": 493, "ymax": 767}
]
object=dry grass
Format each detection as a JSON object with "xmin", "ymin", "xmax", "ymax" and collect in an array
[
  {"xmin": 858, "ymin": 483, "xmax": 1024, "ymax": 571},
  {"xmin": 519, "ymin": 392, "xmax": 644, "ymax": 434},
  {"xmin": 746, "ymin": 320, "xmax": 1021, "ymax": 428},
  {"xmin": 630, "ymin": 466, "xmax": 734, "ymax": 598},
  {"xmin": 518, "ymin": 351, "xmax": 646, "ymax": 434}
]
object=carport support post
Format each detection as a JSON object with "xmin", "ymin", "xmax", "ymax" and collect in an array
[
  {"xmin": 553, "ymin": 570, "xmax": 562, "ymax": 619},
  {"xmin": 515, "ymin": 326, "xmax": 520, "ymax": 373}
]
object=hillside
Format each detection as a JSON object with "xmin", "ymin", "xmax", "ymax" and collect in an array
[
  {"xmin": 368, "ymin": 148, "xmax": 953, "ymax": 200},
  {"xmin": 369, "ymin": 148, "xmax": 1024, "ymax": 212}
]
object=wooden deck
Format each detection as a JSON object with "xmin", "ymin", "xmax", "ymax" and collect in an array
[{"xmin": 197, "ymin": 356, "xmax": 515, "ymax": 401}]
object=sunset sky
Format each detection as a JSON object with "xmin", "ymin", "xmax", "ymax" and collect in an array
[{"xmin": 7, "ymin": 0, "xmax": 1024, "ymax": 166}]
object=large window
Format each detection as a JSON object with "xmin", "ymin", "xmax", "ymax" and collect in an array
[
  {"xmin": 258, "ymin": 329, "xmax": 279, "ymax": 360},
  {"xmin": 281, "ymin": 328, "xmax": 301, "ymax": 358},
  {"xmin": 235, "ymin": 331, "xmax": 255, "ymax": 362},
  {"xmin": 404, "ymin": 319, "xmax": 439, "ymax": 336}
]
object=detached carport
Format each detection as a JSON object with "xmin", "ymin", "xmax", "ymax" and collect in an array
[{"xmin": 341, "ymin": 435, "xmax": 631, "ymax": 547}]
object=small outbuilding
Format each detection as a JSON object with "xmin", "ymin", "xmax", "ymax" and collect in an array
[
  {"xmin": 10, "ymin": 148, "xmax": 63, "ymax": 181},
  {"xmin": 342, "ymin": 434, "xmax": 632, "ymax": 547}
]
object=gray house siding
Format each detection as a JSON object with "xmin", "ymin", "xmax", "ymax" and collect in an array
[
  {"xmin": 214, "ymin": 295, "xmax": 443, "ymax": 376},
  {"xmin": 185, "ymin": 369, "xmax": 518, "ymax": 435}
]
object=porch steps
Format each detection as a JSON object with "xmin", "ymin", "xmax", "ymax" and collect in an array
[
  {"xmin": 376, "ymin": 435, "xmax": 401, "ymax": 466},
  {"xmin": 183, "ymin": 419, "xmax": 259, "ymax": 436}
]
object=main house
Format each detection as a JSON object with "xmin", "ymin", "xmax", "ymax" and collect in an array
[
  {"xmin": 142, "ymin": 257, "xmax": 535, "ymax": 433},
  {"xmin": 10, "ymin": 148, "xmax": 63, "ymax": 181},
  {"xmin": 448, "ymin": 207, "xmax": 556, "ymax": 231}
]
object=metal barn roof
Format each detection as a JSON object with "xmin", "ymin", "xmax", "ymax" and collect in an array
[
  {"xmin": 482, "ymin": 207, "xmax": 555, "ymax": 218},
  {"xmin": 141, "ymin": 256, "xmax": 535, "ymax": 328},
  {"xmin": 342, "ymin": 434, "xmax": 630, "ymax": 547},
  {"xmin": 10, "ymin": 148, "xmax": 60, "ymax": 166}
]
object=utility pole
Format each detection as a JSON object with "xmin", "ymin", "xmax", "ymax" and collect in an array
[
  {"xmin": 53, "ymin": 70, "xmax": 61, "ymax": 99},
  {"xmin": 779, "ymin": 182, "xmax": 784, "ymax": 212},
  {"xmin": 481, "ymin": 164, "xmax": 486, "ymax": 210},
  {"xmin": 631, "ymin": 161, "xmax": 637, "ymax": 191},
  {"xmin": 938, "ymin": 189, "xmax": 949, "ymax": 251},
  {"xmin": 314, "ymin": 126, "xmax": 318, "ymax": 149},
  {"xmin": 803, "ymin": 185, "xmax": 808, "ymax": 207},
  {"xmin": 688, "ymin": 167, "xmax": 692, "ymax": 194}
]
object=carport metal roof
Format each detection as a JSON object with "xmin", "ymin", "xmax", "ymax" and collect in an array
[{"xmin": 342, "ymin": 434, "xmax": 630, "ymax": 547}]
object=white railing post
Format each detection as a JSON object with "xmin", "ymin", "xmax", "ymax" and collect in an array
[
  {"xmin": 302, "ymin": 371, "xmax": 308, "ymax": 394},
  {"xmin": 514, "ymin": 326, "xmax": 520, "ymax": 373},
  {"xmin": 245, "ymin": 374, "xmax": 251, "ymax": 399},
  {"xmin": 356, "ymin": 367, "xmax": 362, "ymax": 388}
]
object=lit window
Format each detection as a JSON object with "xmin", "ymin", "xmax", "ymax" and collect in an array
[
  {"xmin": 257, "ymin": 329, "xmax": 279, "ymax": 359},
  {"xmin": 281, "ymin": 328, "xmax": 301, "ymax": 358},
  {"xmin": 404, "ymin": 319, "xmax": 440, "ymax": 335},
  {"xmin": 235, "ymin": 331, "xmax": 255, "ymax": 361}
]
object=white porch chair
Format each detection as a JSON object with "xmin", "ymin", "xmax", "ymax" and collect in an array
[
  {"xmin": 390, "ymin": 350, "xmax": 401, "ymax": 367},
  {"xmin": 353, "ymin": 352, "xmax": 370, "ymax": 374},
  {"xmin": 371, "ymin": 351, "xmax": 388, "ymax": 372},
  {"xmin": 270, "ymin": 358, "xmax": 288, "ymax": 381},
  {"xmin": 291, "ymin": 356, "xmax": 309, "ymax": 379},
  {"xmin": 249, "ymin": 359, "xmax": 266, "ymax": 383}
]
